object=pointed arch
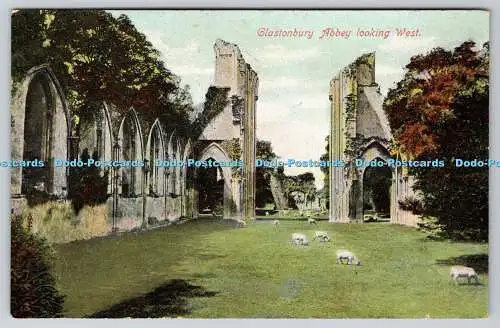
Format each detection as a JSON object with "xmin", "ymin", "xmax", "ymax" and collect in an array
[
  {"xmin": 197, "ymin": 142, "xmax": 234, "ymax": 218},
  {"xmin": 146, "ymin": 119, "xmax": 166, "ymax": 196},
  {"xmin": 11, "ymin": 64, "xmax": 71, "ymax": 197},
  {"xmin": 117, "ymin": 107, "xmax": 144, "ymax": 197},
  {"xmin": 167, "ymin": 130, "xmax": 176, "ymax": 195},
  {"xmin": 180, "ymin": 138, "xmax": 192, "ymax": 197},
  {"xmin": 174, "ymin": 139, "xmax": 182, "ymax": 196}
]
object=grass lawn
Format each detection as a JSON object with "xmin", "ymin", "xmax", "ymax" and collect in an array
[{"xmin": 52, "ymin": 219, "xmax": 488, "ymax": 318}]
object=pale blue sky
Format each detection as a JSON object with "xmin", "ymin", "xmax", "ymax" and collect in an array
[{"xmin": 108, "ymin": 10, "xmax": 489, "ymax": 189}]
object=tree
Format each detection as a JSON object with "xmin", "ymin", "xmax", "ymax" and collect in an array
[
  {"xmin": 255, "ymin": 140, "xmax": 277, "ymax": 208},
  {"xmin": 383, "ymin": 41, "xmax": 489, "ymax": 241},
  {"xmin": 11, "ymin": 215, "xmax": 65, "ymax": 317},
  {"xmin": 12, "ymin": 10, "xmax": 193, "ymax": 137},
  {"xmin": 319, "ymin": 135, "xmax": 330, "ymax": 202},
  {"xmin": 282, "ymin": 172, "xmax": 317, "ymax": 210}
]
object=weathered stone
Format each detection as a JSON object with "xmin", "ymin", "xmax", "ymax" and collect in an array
[{"xmin": 329, "ymin": 53, "xmax": 420, "ymax": 226}]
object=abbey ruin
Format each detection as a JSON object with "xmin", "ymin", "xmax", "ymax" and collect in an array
[
  {"xmin": 10, "ymin": 34, "xmax": 422, "ymax": 233},
  {"xmin": 328, "ymin": 53, "xmax": 420, "ymax": 226},
  {"xmin": 10, "ymin": 39, "xmax": 258, "ymax": 231}
]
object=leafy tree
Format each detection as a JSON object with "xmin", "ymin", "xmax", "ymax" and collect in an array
[
  {"xmin": 255, "ymin": 140, "xmax": 277, "ymax": 208},
  {"xmin": 11, "ymin": 215, "xmax": 65, "ymax": 317},
  {"xmin": 383, "ymin": 41, "xmax": 489, "ymax": 241},
  {"xmin": 12, "ymin": 10, "xmax": 193, "ymax": 137},
  {"xmin": 319, "ymin": 135, "xmax": 330, "ymax": 203},
  {"xmin": 68, "ymin": 149, "xmax": 109, "ymax": 213},
  {"xmin": 283, "ymin": 172, "xmax": 317, "ymax": 210}
]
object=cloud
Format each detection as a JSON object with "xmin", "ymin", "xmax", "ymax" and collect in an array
[
  {"xmin": 243, "ymin": 44, "xmax": 321, "ymax": 69},
  {"xmin": 172, "ymin": 65, "xmax": 213, "ymax": 77},
  {"xmin": 260, "ymin": 76, "xmax": 326, "ymax": 90},
  {"xmin": 257, "ymin": 118, "xmax": 329, "ymax": 189},
  {"xmin": 257, "ymin": 93, "xmax": 329, "ymax": 124},
  {"xmin": 376, "ymin": 64, "xmax": 404, "ymax": 77},
  {"xmin": 378, "ymin": 36, "xmax": 438, "ymax": 54}
]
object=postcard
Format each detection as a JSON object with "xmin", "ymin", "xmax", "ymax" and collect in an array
[{"xmin": 9, "ymin": 9, "xmax": 489, "ymax": 318}]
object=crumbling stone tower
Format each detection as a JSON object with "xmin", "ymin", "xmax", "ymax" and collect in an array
[
  {"xmin": 329, "ymin": 53, "xmax": 419, "ymax": 225},
  {"xmin": 197, "ymin": 39, "xmax": 258, "ymax": 221}
]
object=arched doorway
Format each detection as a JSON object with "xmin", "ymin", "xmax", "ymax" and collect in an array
[
  {"xmin": 196, "ymin": 142, "xmax": 234, "ymax": 219},
  {"xmin": 22, "ymin": 73, "xmax": 54, "ymax": 194},
  {"xmin": 196, "ymin": 157, "xmax": 224, "ymax": 216},
  {"xmin": 362, "ymin": 158, "xmax": 392, "ymax": 222},
  {"xmin": 15, "ymin": 67, "xmax": 70, "ymax": 199}
]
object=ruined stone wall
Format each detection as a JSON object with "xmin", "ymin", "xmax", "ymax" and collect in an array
[{"xmin": 329, "ymin": 53, "xmax": 419, "ymax": 226}]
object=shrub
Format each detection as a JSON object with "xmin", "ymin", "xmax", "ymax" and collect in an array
[
  {"xmin": 10, "ymin": 214, "xmax": 65, "ymax": 317},
  {"xmin": 417, "ymin": 216, "xmax": 447, "ymax": 240}
]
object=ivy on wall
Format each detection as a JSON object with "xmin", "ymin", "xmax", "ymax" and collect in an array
[{"xmin": 220, "ymin": 138, "xmax": 242, "ymax": 180}]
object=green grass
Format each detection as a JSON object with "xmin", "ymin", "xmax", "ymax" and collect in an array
[{"xmin": 52, "ymin": 219, "xmax": 488, "ymax": 318}]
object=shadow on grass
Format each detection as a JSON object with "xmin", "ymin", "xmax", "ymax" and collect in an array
[
  {"xmin": 87, "ymin": 279, "xmax": 218, "ymax": 318},
  {"xmin": 436, "ymin": 253, "xmax": 488, "ymax": 274}
]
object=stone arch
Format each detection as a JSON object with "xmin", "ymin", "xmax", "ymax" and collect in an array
[
  {"xmin": 180, "ymin": 139, "xmax": 192, "ymax": 216},
  {"xmin": 11, "ymin": 64, "xmax": 71, "ymax": 198},
  {"xmin": 197, "ymin": 142, "xmax": 234, "ymax": 218},
  {"xmin": 146, "ymin": 119, "xmax": 166, "ymax": 197},
  {"xmin": 117, "ymin": 108, "xmax": 143, "ymax": 197},
  {"xmin": 77, "ymin": 101, "xmax": 114, "ymax": 194},
  {"xmin": 356, "ymin": 140, "xmax": 396, "ymax": 223},
  {"xmin": 166, "ymin": 130, "xmax": 176, "ymax": 196},
  {"xmin": 174, "ymin": 139, "xmax": 182, "ymax": 196}
]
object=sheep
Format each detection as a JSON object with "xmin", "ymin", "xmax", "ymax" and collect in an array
[
  {"xmin": 312, "ymin": 231, "xmax": 330, "ymax": 242},
  {"xmin": 308, "ymin": 218, "xmax": 317, "ymax": 225},
  {"xmin": 336, "ymin": 249, "xmax": 361, "ymax": 266},
  {"xmin": 450, "ymin": 265, "xmax": 480, "ymax": 284},
  {"xmin": 272, "ymin": 220, "xmax": 280, "ymax": 228},
  {"xmin": 219, "ymin": 218, "xmax": 247, "ymax": 228},
  {"xmin": 291, "ymin": 232, "xmax": 309, "ymax": 246}
]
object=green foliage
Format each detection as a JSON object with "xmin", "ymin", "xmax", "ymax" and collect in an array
[
  {"xmin": 223, "ymin": 138, "xmax": 242, "ymax": 179},
  {"xmin": 319, "ymin": 135, "xmax": 329, "ymax": 201},
  {"xmin": 191, "ymin": 86, "xmax": 230, "ymax": 138},
  {"xmin": 282, "ymin": 172, "xmax": 317, "ymax": 209},
  {"xmin": 344, "ymin": 93, "xmax": 357, "ymax": 121},
  {"xmin": 69, "ymin": 149, "xmax": 109, "ymax": 214},
  {"xmin": 11, "ymin": 214, "xmax": 65, "ymax": 317},
  {"xmin": 417, "ymin": 216, "xmax": 447, "ymax": 240},
  {"xmin": 384, "ymin": 41, "xmax": 489, "ymax": 241},
  {"xmin": 255, "ymin": 140, "xmax": 278, "ymax": 208},
  {"xmin": 12, "ymin": 10, "xmax": 192, "ymax": 136}
]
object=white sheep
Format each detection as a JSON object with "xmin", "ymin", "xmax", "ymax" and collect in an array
[
  {"xmin": 291, "ymin": 232, "xmax": 309, "ymax": 246},
  {"xmin": 308, "ymin": 218, "xmax": 317, "ymax": 225},
  {"xmin": 272, "ymin": 220, "xmax": 280, "ymax": 228},
  {"xmin": 336, "ymin": 249, "xmax": 361, "ymax": 266},
  {"xmin": 312, "ymin": 231, "xmax": 330, "ymax": 242},
  {"xmin": 450, "ymin": 265, "xmax": 479, "ymax": 284}
]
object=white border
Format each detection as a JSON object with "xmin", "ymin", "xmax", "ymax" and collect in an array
[{"xmin": 1, "ymin": 1, "xmax": 497, "ymax": 328}]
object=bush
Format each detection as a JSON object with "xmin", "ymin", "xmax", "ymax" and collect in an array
[
  {"xmin": 417, "ymin": 216, "xmax": 447, "ymax": 240},
  {"xmin": 11, "ymin": 214, "xmax": 65, "ymax": 317}
]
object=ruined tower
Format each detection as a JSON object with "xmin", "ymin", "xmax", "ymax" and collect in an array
[
  {"xmin": 329, "ymin": 53, "xmax": 418, "ymax": 225},
  {"xmin": 197, "ymin": 39, "xmax": 258, "ymax": 221}
]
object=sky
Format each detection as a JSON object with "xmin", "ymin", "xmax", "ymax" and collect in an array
[{"xmin": 108, "ymin": 10, "xmax": 489, "ymax": 189}]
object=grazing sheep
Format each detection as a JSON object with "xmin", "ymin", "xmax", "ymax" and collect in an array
[
  {"xmin": 450, "ymin": 265, "xmax": 480, "ymax": 284},
  {"xmin": 308, "ymin": 218, "xmax": 317, "ymax": 225},
  {"xmin": 291, "ymin": 232, "xmax": 309, "ymax": 246},
  {"xmin": 312, "ymin": 231, "xmax": 330, "ymax": 242},
  {"xmin": 273, "ymin": 220, "xmax": 280, "ymax": 228},
  {"xmin": 219, "ymin": 218, "xmax": 247, "ymax": 228},
  {"xmin": 336, "ymin": 249, "xmax": 361, "ymax": 266}
]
